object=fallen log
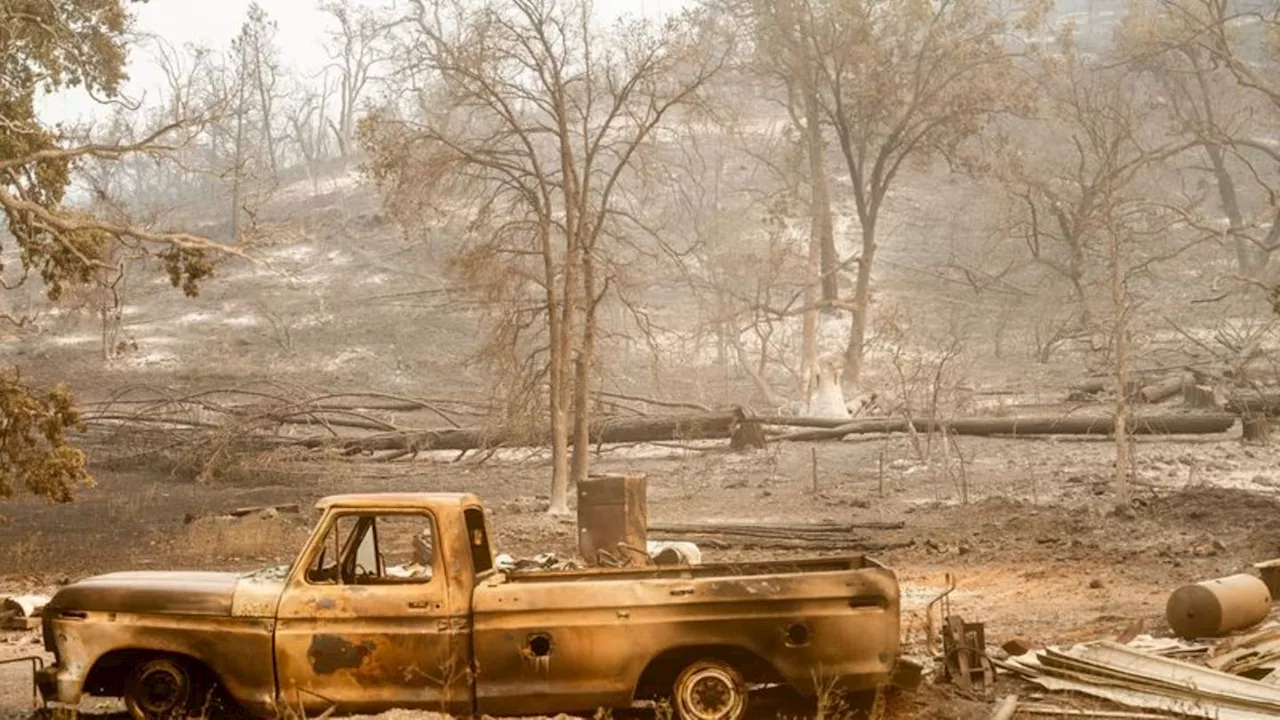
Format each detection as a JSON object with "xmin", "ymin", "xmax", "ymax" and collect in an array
[
  {"xmin": 300, "ymin": 409, "xmax": 1239, "ymax": 455},
  {"xmin": 312, "ymin": 411, "xmax": 746, "ymax": 454},
  {"xmin": 229, "ymin": 503, "xmax": 301, "ymax": 518},
  {"xmin": 647, "ymin": 522, "xmax": 909, "ymax": 551},
  {"xmin": 1226, "ymin": 392, "xmax": 1280, "ymax": 415},
  {"xmin": 649, "ymin": 520, "xmax": 905, "ymax": 535},
  {"xmin": 1068, "ymin": 378, "xmax": 1109, "ymax": 399},
  {"xmin": 773, "ymin": 413, "xmax": 1237, "ymax": 442},
  {"xmin": 1136, "ymin": 376, "xmax": 1185, "ymax": 404}
]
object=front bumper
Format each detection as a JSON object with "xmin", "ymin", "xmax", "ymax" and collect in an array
[{"xmin": 35, "ymin": 664, "xmax": 81, "ymax": 706}]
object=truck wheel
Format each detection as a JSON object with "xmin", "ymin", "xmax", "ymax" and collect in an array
[
  {"xmin": 123, "ymin": 657, "xmax": 203, "ymax": 720},
  {"xmin": 672, "ymin": 659, "xmax": 747, "ymax": 720}
]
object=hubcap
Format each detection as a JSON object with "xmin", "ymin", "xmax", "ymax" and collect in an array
[
  {"xmin": 680, "ymin": 668, "xmax": 741, "ymax": 720},
  {"xmin": 136, "ymin": 665, "xmax": 186, "ymax": 714}
]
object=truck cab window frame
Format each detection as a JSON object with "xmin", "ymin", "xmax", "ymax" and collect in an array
[{"xmin": 303, "ymin": 510, "xmax": 438, "ymax": 586}]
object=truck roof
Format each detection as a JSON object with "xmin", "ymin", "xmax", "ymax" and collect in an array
[{"xmin": 314, "ymin": 492, "xmax": 482, "ymax": 511}]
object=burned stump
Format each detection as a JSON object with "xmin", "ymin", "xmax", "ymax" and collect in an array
[{"xmin": 1243, "ymin": 413, "xmax": 1272, "ymax": 444}]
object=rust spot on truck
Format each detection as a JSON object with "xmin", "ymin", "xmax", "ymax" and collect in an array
[{"xmin": 308, "ymin": 634, "xmax": 374, "ymax": 674}]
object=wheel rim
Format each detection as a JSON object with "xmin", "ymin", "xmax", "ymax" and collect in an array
[
  {"xmin": 132, "ymin": 662, "xmax": 190, "ymax": 717},
  {"xmin": 678, "ymin": 666, "xmax": 743, "ymax": 720}
]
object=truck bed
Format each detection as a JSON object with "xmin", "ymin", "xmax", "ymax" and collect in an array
[
  {"xmin": 503, "ymin": 555, "xmax": 879, "ymax": 583},
  {"xmin": 472, "ymin": 554, "xmax": 899, "ymax": 716}
]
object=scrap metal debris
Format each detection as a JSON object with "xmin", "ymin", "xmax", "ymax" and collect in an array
[
  {"xmin": 1004, "ymin": 640, "xmax": 1280, "ymax": 719},
  {"xmin": 925, "ymin": 572, "xmax": 957, "ymax": 654},
  {"xmin": 942, "ymin": 615, "xmax": 994, "ymax": 696},
  {"xmin": 984, "ymin": 569, "xmax": 1280, "ymax": 718},
  {"xmin": 493, "ymin": 541, "xmax": 704, "ymax": 572},
  {"xmin": 646, "ymin": 540, "xmax": 701, "ymax": 565},
  {"xmin": 494, "ymin": 552, "xmax": 584, "ymax": 572}
]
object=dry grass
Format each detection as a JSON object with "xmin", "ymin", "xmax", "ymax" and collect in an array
[{"xmin": 176, "ymin": 515, "xmax": 311, "ymax": 565}]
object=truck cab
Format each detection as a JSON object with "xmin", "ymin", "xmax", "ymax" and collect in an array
[{"xmin": 272, "ymin": 493, "xmax": 491, "ymax": 715}]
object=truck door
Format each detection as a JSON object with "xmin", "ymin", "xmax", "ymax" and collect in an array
[{"xmin": 274, "ymin": 509, "xmax": 471, "ymax": 715}]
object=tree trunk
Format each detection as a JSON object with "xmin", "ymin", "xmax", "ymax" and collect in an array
[
  {"xmin": 1184, "ymin": 383, "xmax": 1220, "ymax": 408},
  {"xmin": 231, "ymin": 48, "xmax": 247, "ymax": 242},
  {"xmin": 569, "ymin": 245, "xmax": 597, "ymax": 489},
  {"xmin": 252, "ymin": 48, "xmax": 277, "ymax": 179},
  {"xmin": 800, "ymin": 205, "xmax": 820, "ymax": 399},
  {"xmin": 338, "ymin": 72, "xmax": 354, "ymax": 157},
  {"xmin": 799, "ymin": 46, "xmax": 836, "ymax": 305},
  {"xmin": 555, "ymin": 94, "xmax": 581, "ymax": 512},
  {"xmin": 1242, "ymin": 413, "xmax": 1271, "ymax": 444},
  {"xmin": 541, "ymin": 214, "xmax": 570, "ymax": 516},
  {"xmin": 1192, "ymin": 52, "xmax": 1266, "ymax": 278},
  {"xmin": 1109, "ymin": 223, "xmax": 1131, "ymax": 511},
  {"xmin": 844, "ymin": 223, "xmax": 876, "ymax": 383}
]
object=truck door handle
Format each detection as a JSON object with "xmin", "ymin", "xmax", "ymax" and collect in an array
[
  {"xmin": 408, "ymin": 601, "xmax": 430, "ymax": 610},
  {"xmin": 670, "ymin": 586, "xmax": 694, "ymax": 596}
]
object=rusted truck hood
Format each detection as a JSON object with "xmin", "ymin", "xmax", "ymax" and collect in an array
[{"xmin": 47, "ymin": 570, "xmax": 285, "ymax": 618}]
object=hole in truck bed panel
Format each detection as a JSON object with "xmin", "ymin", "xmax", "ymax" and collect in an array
[
  {"xmin": 785, "ymin": 623, "xmax": 810, "ymax": 647},
  {"xmin": 527, "ymin": 633, "xmax": 552, "ymax": 657}
]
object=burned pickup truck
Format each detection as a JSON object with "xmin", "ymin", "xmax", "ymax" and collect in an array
[{"xmin": 38, "ymin": 493, "xmax": 900, "ymax": 720}]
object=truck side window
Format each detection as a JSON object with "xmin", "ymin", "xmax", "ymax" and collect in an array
[
  {"xmin": 464, "ymin": 507, "xmax": 493, "ymax": 574},
  {"xmin": 352, "ymin": 514, "xmax": 436, "ymax": 585}
]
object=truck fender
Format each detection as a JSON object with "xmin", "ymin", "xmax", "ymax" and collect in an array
[
  {"xmin": 83, "ymin": 648, "xmax": 215, "ymax": 698},
  {"xmin": 632, "ymin": 644, "xmax": 784, "ymax": 700}
]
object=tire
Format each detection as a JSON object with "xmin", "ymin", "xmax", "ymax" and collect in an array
[
  {"xmin": 672, "ymin": 659, "xmax": 748, "ymax": 720},
  {"xmin": 123, "ymin": 657, "xmax": 206, "ymax": 720}
]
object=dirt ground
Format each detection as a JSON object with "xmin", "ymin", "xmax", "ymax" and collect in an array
[
  {"xmin": 3, "ymin": 428, "xmax": 1280, "ymax": 719},
  {"xmin": 2, "ymin": 169, "xmax": 1277, "ymax": 718}
]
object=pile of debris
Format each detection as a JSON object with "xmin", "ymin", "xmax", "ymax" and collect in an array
[
  {"xmin": 495, "ymin": 541, "xmax": 703, "ymax": 574},
  {"xmin": 495, "ymin": 552, "xmax": 584, "ymax": 572},
  {"xmin": 930, "ymin": 566, "xmax": 1280, "ymax": 719},
  {"xmin": 1003, "ymin": 638, "xmax": 1280, "ymax": 718}
]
